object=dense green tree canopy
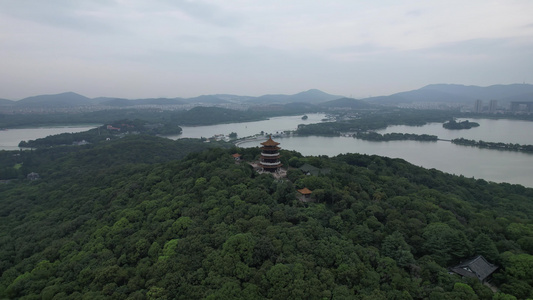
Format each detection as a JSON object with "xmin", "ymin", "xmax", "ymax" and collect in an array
[{"xmin": 1, "ymin": 136, "xmax": 532, "ymax": 299}]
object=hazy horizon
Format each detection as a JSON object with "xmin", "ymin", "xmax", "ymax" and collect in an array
[
  {"xmin": 1, "ymin": 1, "xmax": 532, "ymax": 100},
  {"xmin": 4, "ymin": 83, "xmax": 533, "ymax": 102}
]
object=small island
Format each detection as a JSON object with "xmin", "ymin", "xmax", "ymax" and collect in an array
[
  {"xmin": 443, "ymin": 119, "xmax": 480, "ymax": 130},
  {"xmin": 301, "ymin": 115, "xmax": 308, "ymax": 120}
]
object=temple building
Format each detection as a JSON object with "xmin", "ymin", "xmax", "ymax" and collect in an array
[
  {"xmin": 449, "ymin": 255, "xmax": 498, "ymax": 283},
  {"xmin": 260, "ymin": 136, "xmax": 283, "ymax": 173},
  {"xmin": 298, "ymin": 187, "xmax": 312, "ymax": 195}
]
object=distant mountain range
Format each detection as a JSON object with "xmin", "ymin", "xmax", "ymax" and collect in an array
[
  {"xmin": 0, "ymin": 89, "xmax": 345, "ymax": 109},
  {"xmin": 2, "ymin": 84, "xmax": 532, "ymax": 109},
  {"xmin": 365, "ymin": 84, "xmax": 533, "ymax": 105}
]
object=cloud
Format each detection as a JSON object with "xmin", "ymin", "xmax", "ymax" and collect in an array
[
  {"xmin": 154, "ymin": 0, "xmax": 242, "ymax": 27},
  {"xmin": 332, "ymin": 44, "xmax": 390, "ymax": 54},
  {"xmin": 0, "ymin": 1, "xmax": 122, "ymax": 34},
  {"xmin": 405, "ymin": 9, "xmax": 423, "ymax": 17},
  {"xmin": 416, "ymin": 37, "xmax": 533, "ymax": 61},
  {"xmin": 1, "ymin": 1, "xmax": 533, "ymax": 99}
]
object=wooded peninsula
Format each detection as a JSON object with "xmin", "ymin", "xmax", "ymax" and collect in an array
[{"xmin": 452, "ymin": 138, "xmax": 533, "ymax": 153}]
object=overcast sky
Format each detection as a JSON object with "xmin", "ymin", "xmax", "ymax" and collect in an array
[{"xmin": 1, "ymin": 1, "xmax": 532, "ymax": 100}]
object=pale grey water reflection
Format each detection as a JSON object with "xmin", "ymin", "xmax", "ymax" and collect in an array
[
  {"xmin": 167, "ymin": 113, "xmax": 327, "ymax": 139},
  {"xmin": 0, "ymin": 126, "xmax": 97, "ymax": 150},
  {"xmin": 236, "ymin": 118, "xmax": 533, "ymax": 187},
  {"xmin": 243, "ymin": 136, "xmax": 533, "ymax": 187},
  {"xmin": 1, "ymin": 117, "xmax": 532, "ymax": 187},
  {"xmin": 378, "ymin": 118, "xmax": 533, "ymax": 144}
]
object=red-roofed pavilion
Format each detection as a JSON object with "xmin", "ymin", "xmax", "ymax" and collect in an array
[{"xmin": 297, "ymin": 188, "xmax": 312, "ymax": 195}]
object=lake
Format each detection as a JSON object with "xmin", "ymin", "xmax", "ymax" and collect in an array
[
  {"xmin": 233, "ymin": 118, "xmax": 533, "ymax": 187},
  {"xmin": 379, "ymin": 118, "xmax": 533, "ymax": 144},
  {"xmin": 1, "ymin": 117, "xmax": 532, "ymax": 187},
  {"xmin": 0, "ymin": 126, "xmax": 98, "ymax": 150},
  {"xmin": 165, "ymin": 113, "xmax": 328, "ymax": 139},
  {"xmin": 244, "ymin": 136, "xmax": 533, "ymax": 187}
]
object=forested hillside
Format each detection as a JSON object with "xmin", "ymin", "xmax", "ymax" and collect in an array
[{"xmin": 1, "ymin": 136, "xmax": 532, "ymax": 299}]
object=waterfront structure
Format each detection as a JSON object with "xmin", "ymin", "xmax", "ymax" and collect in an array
[{"xmin": 259, "ymin": 136, "xmax": 282, "ymax": 172}]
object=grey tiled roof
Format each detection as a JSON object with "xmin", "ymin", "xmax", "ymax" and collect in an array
[{"xmin": 450, "ymin": 255, "xmax": 498, "ymax": 282}]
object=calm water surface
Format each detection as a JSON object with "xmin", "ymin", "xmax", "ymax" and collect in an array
[
  {"xmin": 0, "ymin": 126, "xmax": 97, "ymax": 150},
  {"xmin": 167, "ymin": 113, "xmax": 327, "ymax": 139},
  {"xmin": 241, "ymin": 136, "xmax": 533, "ymax": 187},
  {"xmin": 378, "ymin": 118, "xmax": 533, "ymax": 144},
  {"xmin": 235, "ymin": 118, "xmax": 533, "ymax": 187},
  {"xmin": 1, "ymin": 117, "xmax": 532, "ymax": 187}
]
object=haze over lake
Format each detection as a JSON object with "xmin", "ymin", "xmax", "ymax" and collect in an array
[
  {"xmin": 168, "ymin": 114, "xmax": 328, "ymax": 139},
  {"xmin": 2, "ymin": 116, "xmax": 532, "ymax": 187},
  {"xmin": 191, "ymin": 116, "xmax": 533, "ymax": 187},
  {"xmin": 0, "ymin": 126, "xmax": 98, "ymax": 151},
  {"xmin": 380, "ymin": 118, "xmax": 533, "ymax": 144}
]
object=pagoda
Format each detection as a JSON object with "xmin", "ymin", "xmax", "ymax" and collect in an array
[{"xmin": 259, "ymin": 136, "xmax": 282, "ymax": 172}]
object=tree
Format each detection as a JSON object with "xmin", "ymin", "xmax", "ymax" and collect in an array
[
  {"xmin": 492, "ymin": 292, "xmax": 518, "ymax": 300},
  {"xmin": 422, "ymin": 222, "xmax": 471, "ymax": 265},
  {"xmin": 501, "ymin": 252, "xmax": 533, "ymax": 284},
  {"xmin": 265, "ymin": 264, "xmax": 293, "ymax": 299},
  {"xmin": 381, "ymin": 232, "xmax": 415, "ymax": 267},
  {"xmin": 473, "ymin": 233, "xmax": 499, "ymax": 261},
  {"xmin": 450, "ymin": 282, "xmax": 478, "ymax": 300}
]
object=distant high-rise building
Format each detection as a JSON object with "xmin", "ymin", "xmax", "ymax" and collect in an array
[
  {"xmin": 489, "ymin": 100, "xmax": 497, "ymax": 113},
  {"xmin": 474, "ymin": 99, "xmax": 483, "ymax": 113}
]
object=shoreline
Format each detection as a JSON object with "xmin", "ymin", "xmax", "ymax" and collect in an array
[{"xmin": 234, "ymin": 136, "xmax": 268, "ymax": 146}]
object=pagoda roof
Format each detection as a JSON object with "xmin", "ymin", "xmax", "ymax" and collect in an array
[
  {"xmin": 261, "ymin": 136, "xmax": 280, "ymax": 146},
  {"xmin": 232, "ymin": 153, "xmax": 242, "ymax": 158},
  {"xmin": 298, "ymin": 187, "xmax": 312, "ymax": 195}
]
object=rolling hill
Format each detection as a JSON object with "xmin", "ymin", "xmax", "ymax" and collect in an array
[
  {"xmin": 4, "ymin": 84, "xmax": 532, "ymax": 109},
  {"xmin": 0, "ymin": 99, "xmax": 14, "ymax": 106},
  {"xmin": 365, "ymin": 83, "xmax": 533, "ymax": 105},
  {"xmin": 319, "ymin": 97, "xmax": 376, "ymax": 109},
  {"xmin": 0, "ymin": 136, "xmax": 532, "ymax": 299},
  {"xmin": 184, "ymin": 95, "xmax": 231, "ymax": 104},
  {"xmin": 15, "ymin": 92, "xmax": 92, "ymax": 107},
  {"xmin": 93, "ymin": 97, "xmax": 186, "ymax": 107},
  {"xmin": 255, "ymin": 89, "xmax": 343, "ymax": 104}
]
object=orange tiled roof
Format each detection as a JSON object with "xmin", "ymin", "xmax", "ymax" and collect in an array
[{"xmin": 298, "ymin": 188, "xmax": 312, "ymax": 195}]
